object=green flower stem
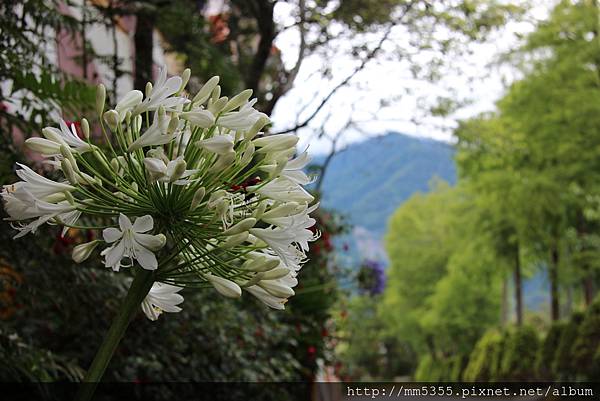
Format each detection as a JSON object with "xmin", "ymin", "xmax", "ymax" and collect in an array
[{"xmin": 76, "ymin": 269, "xmax": 155, "ymax": 401}]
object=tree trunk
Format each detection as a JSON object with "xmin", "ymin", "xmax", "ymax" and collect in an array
[
  {"xmin": 514, "ymin": 242, "xmax": 523, "ymax": 326},
  {"xmin": 583, "ymin": 275, "xmax": 594, "ymax": 306},
  {"xmin": 134, "ymin": 10, "xmax": 155, "ymax": 91},
  {"xmin": 550, "ymin": 246, "xmax": 560, "ymax": 321},
  {"xmin": 501, "ymin": 274, "xmax": 509, "ymax": 326},
  {"xmin": 246, "ymin": 3, "xmax": 275, "ymax": 95}
]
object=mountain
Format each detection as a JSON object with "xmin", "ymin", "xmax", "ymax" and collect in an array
[
  {"xmin": 314, "ymin": 132, "xmax": 548, "ymax": 310},
  {"xmin": 314, "ymin": 132, "xmax": 457, "ymax": 264}
]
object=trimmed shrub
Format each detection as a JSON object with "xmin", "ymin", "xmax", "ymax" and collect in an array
[
  {"xmin": 592, "ymin": 345, "xmax": 600, "ymax": 379},
  {"xmin": 499, "ymin": 325, "xmax": 539, "ymax": 381},
  {"xmin": 572, "ymin": 297, "xmax": 600, "ymax": 379},
  {"xmin": 463, "ymin": 330, "xmax": 503, "ymax": 381},
  {"xmin": 535, "ymin": 322, "xmax": 565, "ymax": 380},
  {"xmin": 448, "ymin": 354, "xmax": 466, "ymax": 382},
  {"xmin": 414, "ymin": 354, "xmax": 434, "ymax": 381},
  {"xmin": 552, "ymin": 311, "xmax": 584, "ymax": 380},
  {"xmin": 489, "ymin": 330, "xmax": 509, "ymax": 381}
]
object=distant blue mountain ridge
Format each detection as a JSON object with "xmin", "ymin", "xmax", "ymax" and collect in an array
[{"xmin": 313, "ymin": 132, "xmax": 456, "ymax": 263}]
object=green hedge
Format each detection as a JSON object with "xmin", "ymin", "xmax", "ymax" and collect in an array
[
  {"xmin": 499, "ymin": 325, "xmax": 539, "ymax": 381},
  {"xmin": 414, "ymin": 354, "xmax": 434, "ymax": 381},
  {"xmin": 535, "ymin": 322, "xmax": 565, "ymax": 380},
  {"xmin": 572, "ymin": 296, "xmax": 600, "ymax": 379},
  {"xmin": 463, "ymin": 330, "xmax": 504, "ymax": 381},
  {"xmin": 552, "ymin": 311, "xmax": 584, "ymax": 380},
  {"xmin": 414, "ymin": 354, "xmax": 465, "ymax": 382}
]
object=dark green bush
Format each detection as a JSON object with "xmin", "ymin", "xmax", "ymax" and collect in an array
[
  {"xmin": 489, "ymin": 330, "xmax": 509, "ymax": 381},
  {"xmin": 499, "ymin": 325, "xmax": 539, "ymax": 381},
  {"xmin": 448, "ymin": 354, "xmax": 466, "ymax": 382},
  {"xmin": 552, "ymin": 311, "xmax": 584, "ymax": 380},
  {"xmin": 414, "ymin": 354, "xmax": 433, "ymax": 381},
  {"xmin": 572, "ymin": 296, "xmax": 600, "ymax": 379},
  {"xmin": 463, "ymin": 329, "xmax": 503, "ymax": 381},
  {"xmin": 535, "ymin": 322, "xmax": 565, "ymax": 380}
]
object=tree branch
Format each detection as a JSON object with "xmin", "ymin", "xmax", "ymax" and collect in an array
[
  {"xmin": 264, "ymin": 0, "xmax": 307, "ymax": 115},
  {"xmin": 244, "ymin": 0, "xmax": 276, "ymax": 93},
  {"xmin": 272, "ymin": 23, "xmax": 395, "ymax": 135}
]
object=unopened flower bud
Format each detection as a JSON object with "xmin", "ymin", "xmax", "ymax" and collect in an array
[
  {"xmin": 81, "ymin": 118, "xmax": 90, "ymax": 140},
  {"xmin": 64, "ymin": 191, "xmax": 75, "ymax": 205},
  {"xmin": 221, "ymin": 231, "xmax": 249, "ymax": 249},
  {"xmin": 179, "ymin": 68, "xmax": 191, "ymax": 94},
  {"xmin": 209, "ymin": 151, "xmax": 235, "ymax": 173},
  {"xmin": 134, "ymin": 115, "xmax": 143, "ymax": 132},
  {"xmin": 205, "ymin": 274, "xmax": 242, "ymax": 298},
  {"xmin": 240, "ymin": 143, "xmax": 255, "ymax": 166},
  {"xmin": 110, "ymin": 158, "xmax": 120, "ymax": 172},
  {"xmin": 190, "ymin": 187, "xmax": 206, "ymax": 211},
  {"xmin": 221, "ymin": 89, "xmax": 253, "ymax": 113},
  {"xmin": 193, "ymin": 76, "xmax": 219, "ymax": 104},
  {"xmin": 145, "ymin": 82, "xmax": 153, "ymax": 98},
  {"xmin": 242, "ymin": 273, "xmax": 265, "ymax": 288},
  {"xmin": 261, "ymin": 267, "xmax": 290, "ymax": 280},
  {"xmin": 252, "ymin": 201, "xmax": 268, "ymax": 219},
  {"xmin": 72, "ymin": 240, "xmax": 100, "ymax": 263},
  {"xmin": 208, "ymin": 96, "xmax": 228, "ymax": 115},
  {"xmin": 269, "ymin": 158, "xmax": 287, "ymax": 179},
  {"xmin": 103, "ymin": 110, "xmax": 119, "ymax": 131},
  {"xmin": 211, "ymin": 85, "xmax": 221, "ymax": 103},
  {"xmin": 60, "ymin": 145, "xmax": 79, "ymax": 173},
  {"xmin": 258, "ymin": 280, "xmax": 295, "ymax": 298},
  {"xmin": 242, "ymin": 257, "xmax": 280, "ymax": 272},
  {"xmin": 244, "ymin": 116, "xmax": 270, "ymax": 140},
  {"xmin": 145, "ymin": 233, "xmax": 167, "ymax": 251},
  {"xmin": 180, "ymin": 109, "xmax": 215, "ymax": 128},
  {"xmin": 96, "ymin": 84, "xmax": 106, "ymax": 116},
  {"xmin": 168, "ymin": 157, "xmax": 187, "ymax": 183},
  {"xmin": 167, "ymin": 115, "xmax": 180, "ymax": 134},
  {"xmin": 262, "ymin": 202, "xmax": 300, "ymax": 219},
  {"xmin": 254, "ymin": 134, "xmax": 299, "ymax": 153},
  {"xmin": 223, "ymin": 218, "xmax": 256, "ymax": 236},
  {"xmin": 196, "ymin": 135, "xmax": 233, "ymax": 155},
  {"xmin": 61, "ymin": 158, "xmax": 78, "ymax": 185}
]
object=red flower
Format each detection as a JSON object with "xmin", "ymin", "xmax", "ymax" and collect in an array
[
  {"xmin": 209, "ymin": 14, "xmax": 230, "ymax": 44},
  {"xmin": 64, "ymin": 120, "xmax": 83, "ymax": 139},
  {"xmin": 307, "ymin": 345, "xmax": 316, "ymax": 357},
  {"xmin": 230, "ymin": 177, "xmax": 261, "ymax": 192}
]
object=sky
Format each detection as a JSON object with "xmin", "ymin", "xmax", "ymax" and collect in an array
[{"xmin": 270, "ymin": 1, "xmax": 554, "ymax": 155}]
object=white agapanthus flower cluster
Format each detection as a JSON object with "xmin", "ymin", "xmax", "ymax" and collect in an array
[{"xmin": 2, "ymin": 67, "xmax": 319, "ymax": 320}]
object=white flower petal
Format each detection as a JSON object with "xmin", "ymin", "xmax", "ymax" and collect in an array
[
  {"xmin": 118, "ymin": 213, "xmax": 133, "ymax": 230},
  {"xmin": 133, "ymin": 215, "xmax": 154, "ymax": 233},
  {"xmin": 135, "ymin": 245, "xmax": 158, "ymax": 270},
  {"xmin": 135, "ymin": 233, "xmax": 166, "ymax": 251},
  {"xmin": 104, "ymin": 241, "xmax": 125, "ymax": 271},
  {"xmin": 102, "ymin": 227, "xmax": 122, "ymax": 243}
]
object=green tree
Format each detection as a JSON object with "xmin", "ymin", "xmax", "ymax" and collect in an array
[{"xmin": 383, "ymin": 181, "xmax": 501, "ymax": 366}]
